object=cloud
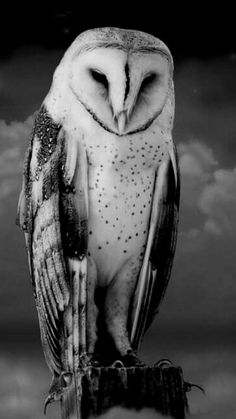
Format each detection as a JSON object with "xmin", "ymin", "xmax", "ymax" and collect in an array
[
  {"xmin": 174, "ymin": 57, "xmax": 236, "ymax": 168},
  {"xmin": 0, "ymin": 117, "xmax": 33, "ymax": 143},
  {"xmin": 0, "ymin": 115, "xmax": 33, "ymax": 214},
  {"xmin": 0, "ymin": 47, "xmax": 62, "ymax": 121},
  {"xmin": 0, "ymin": 355, "xmax": 55, "ymax": 419},
  {"xmin": 199, "ymin": 168, "xmax": 236, "ymax": 235},
  {"xmin": 188, "ymin": 372, "xmax": 236, "ymax": 419},
  {"xmin": 178, "ymin": 140, "xmax": 236, "ymax": 237}
]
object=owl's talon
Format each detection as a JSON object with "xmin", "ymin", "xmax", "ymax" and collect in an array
[
  {"xmin": 111, "ymin": 360, "xmax": 125, "ymax": 368},
  {"xmin": 184, "ymin": 381, "xmax": 205, "ymax": 394},
  {"xmin": 154, "ymin": 359, "xmax": 173, "ymax": 368}
]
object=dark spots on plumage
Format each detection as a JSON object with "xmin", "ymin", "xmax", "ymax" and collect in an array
[
  {"xmin": 135, "ymin": 233, "xmax": 138, "ymax": 236},
  {"xmin": 106, "ymin": 241, "xmax": 109, "ymax": 245},
  {"xmin": 98, "ymin": 246, "xmax": 102, "ymax": 250},
  {"xmin": 118, "ymin": 236, "xmax": 121, "ymax": 240},
  {"xmin": 131, "ymin": 212, "xmax": 135, "ymax": 216},
  {"xmin": 105, "ymin": 220, "xmax": 109, "ymax": 224},
  {"xmin": 88, "ymin": 251, "xmax": 91, "ymax": 256},
  {"xmin": 140, "ymin": 210, "xmax": 143, "ymax": 214},
  {"xmin": 123, "ymin": 250, "xmax": 127, "ymax": 253}
]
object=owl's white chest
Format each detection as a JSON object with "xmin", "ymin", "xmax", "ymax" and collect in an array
[{"xmin": 82, "ymin": 128, "xmax": 169, "ymax": 285}]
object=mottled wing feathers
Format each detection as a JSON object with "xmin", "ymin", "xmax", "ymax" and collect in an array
[
  {"xmin": 17, "ymin": 106, "xmax": 88, "ymax": 373},
  {"xmin": 131, "ymin": 147, "xmax": 180, "ymax": 350}
]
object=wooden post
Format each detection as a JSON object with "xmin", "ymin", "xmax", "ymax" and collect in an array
[{"xmin": 60, "ymin": 363, "xmax": 188, "ymax": 419}]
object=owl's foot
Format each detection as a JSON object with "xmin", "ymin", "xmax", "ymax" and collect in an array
[
  {"xmin": 121, "ymin": 349, "xmax": 145, "ymax": 367},
  {"xmin": 44, "ymin": 372, "xmax": 72, "ymax": 415}
]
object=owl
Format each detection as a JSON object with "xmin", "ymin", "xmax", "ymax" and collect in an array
[{"xmin": 17, "ymin": 26, "xmax": 179, "ymax": 397}]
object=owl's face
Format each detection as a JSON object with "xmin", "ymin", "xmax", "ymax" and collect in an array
[{"xmin": 67, "ymin": 45, "xmax": 172, "ymax": 136}]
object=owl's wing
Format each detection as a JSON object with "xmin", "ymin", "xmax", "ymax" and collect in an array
[
  {"xmin": 130, "ymin": 145, "xmax": 180, "ymax": 350},
  {"xmin": 17, "ymin": 106, "xmax": 88, "ymax": 374}
]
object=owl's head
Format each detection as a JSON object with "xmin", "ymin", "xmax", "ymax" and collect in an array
[{"xmin": 50, "ymin": 27, "xmax": 174, "ymax": 136}]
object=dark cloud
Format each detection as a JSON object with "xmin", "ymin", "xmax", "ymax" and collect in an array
[
  {"xmin": 174, "ymin": 57, "xmax": 236, "ymax": 167},
  {"xmin": 0, "ymin": 5, "xmax": 235, "ymax": 60},
  {"xmin": 0, "ymin": 48, "xmax": 62, "ymax": 120}
]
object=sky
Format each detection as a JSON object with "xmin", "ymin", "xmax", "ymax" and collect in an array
[{"xmin": 0, "ymin": 6, "xmax": 236, "ymax": 419}]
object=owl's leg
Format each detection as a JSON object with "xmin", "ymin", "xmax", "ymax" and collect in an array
[
  {"xmin": 104, "ymin": 257, "xmax": 144, "ymax": 367},
  {"xmin": 86, "ymin": 256, "xmax": 99, "ymax": 364}
]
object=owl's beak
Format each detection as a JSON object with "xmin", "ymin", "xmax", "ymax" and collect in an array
[{"xmin": 116, "ymin": 111, "xmax": 128, "ymax": 134}]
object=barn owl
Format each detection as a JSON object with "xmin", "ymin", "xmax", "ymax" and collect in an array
[{"xmin": 17, "ymin": 26, "xmax": 179, "ymax": 399}]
